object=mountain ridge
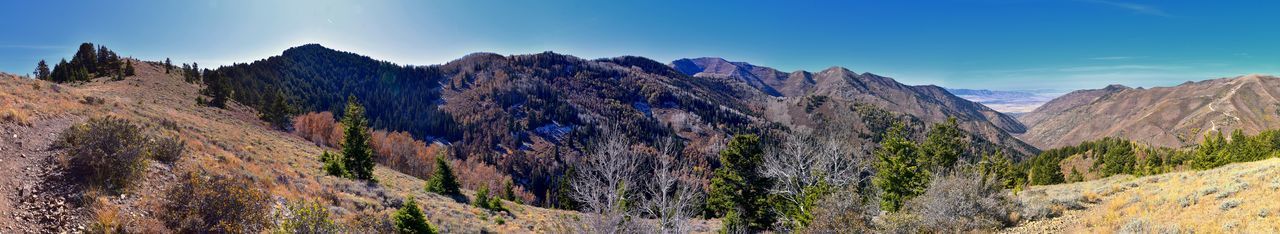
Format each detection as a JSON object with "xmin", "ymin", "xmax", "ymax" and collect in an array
[{"xmin": 1018, "ymin": 74, "xmax": 1280, "ymax": 149}]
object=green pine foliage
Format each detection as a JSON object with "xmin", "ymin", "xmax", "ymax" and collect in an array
[
  {"xmin": 199, "ymin": 69, "xmax": 233, "ymax": 108},
  {"xmin": 320, "ymin": 151, "xmax": 346, "ymax": 177},
  {"xmin": 473, "ymin": 186, "xmax": 505, "ymax": 212},
  {"xmin": 1014, "ymin": 129, "xmax": 1280, "ymax": 187},
  {"xmin": 341, "ymin": 96, "xmax": 376, "ymax": 181},
  {"xmin": 707, "ymin": 134, "xmax": 774, "ymax": 232},
  {"xmin": 48, "ymin": 43, "xmax": 126, "ymax": 83},
  {"xmin": 873, "ymin": 122, "xmax": 931, "ymax": 212},
  {"xmin": 424, "ymin": 156, "xmax": 461, "ymax": 196},
  {"xmin": 392, "ymin": 197, "xmax": 436, "ymax": 234},
  {"xmin": 259, "ymin": 89, "xmax": 297, "ymax": 131},
  {"xmin": 921, "ymin": 117, "xmax": 965, "ymax": 171}
]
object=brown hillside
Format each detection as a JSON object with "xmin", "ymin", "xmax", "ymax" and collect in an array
[
  {"xmin": 1018, "ymin": 74, "xmax": 1280, "ymax": 149},
  {"xmin": 0, "ymin": 62, "xmax": 717, "ymax": 232}
]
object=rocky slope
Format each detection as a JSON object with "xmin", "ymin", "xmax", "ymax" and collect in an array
[{"xmin": 1018, "ymin": 74, "xmax": 1280, "ymax": 149}]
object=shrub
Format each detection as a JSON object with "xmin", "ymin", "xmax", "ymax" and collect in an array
[
  {"xmin": 801, "ymin": 187, "xmax": 873, "ymax": 233},
  {"xmin": 320, "ymin": 151, "xmax": 346, "ymax": 177},
  {"xmin": 1118, "ymin": 218, "xmax": 1150, "ymax": 234},
  {"xmin": 276, "ymin": 200, "xmax": 344, "ymax": 233},
  {"xmin": 1219, "ymin": 200, "xmax": 1241, "ymax": 211},
  {"xmin": 160, "ymin": 172, "xmax": 273, "ymax": 233},
  {"xmin": 151, "ymin": 135, "xmax": 186, "ymax": 164},
  {"xmin": 424, "ymin": 156, "xmax": 461, "ymax": 196},
  {"xmin": 392, "ymin": 197, "xmax": 436, "ymax": 234},
  {"xmin": 473, "ymin": 186, "xmax": 505, "ymax": 212},
  {"xmin": 905, "ymin": 167, "xmax": 1016, "ymax": 232},
  {"xmin": 55, "ymin": 116, "xmax": 149, "ymax": 193}
]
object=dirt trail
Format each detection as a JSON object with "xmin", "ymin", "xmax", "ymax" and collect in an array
[{"xmin": 0, "ymin": 117, "xmax": 80, "ymax": 233}]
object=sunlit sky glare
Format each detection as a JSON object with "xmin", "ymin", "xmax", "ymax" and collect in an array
[{"xmin": 1, "ymin": 0, "xmax": 1277, "ymax": 91}]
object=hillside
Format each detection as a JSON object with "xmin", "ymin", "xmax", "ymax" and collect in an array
[
  {"xmin": 1005, "ymin": 158, "xmax": 1280, "ymax": 233},
  {"xmin": 673, "ymin": 57, "xmax": 1039, "ymax": 157},
  {"xmin": 211, "ymin": 45, "xmax": 1042, "ymax": 203},
  {"xmin": 1018, "ymin": 74, "xmax": 1280, "ymax": 149},
  {"xmin": 0, "ymin": 63, "xmax": 692, "ymax": 232}
]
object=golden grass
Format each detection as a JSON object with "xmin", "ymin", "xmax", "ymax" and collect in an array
[
  {"xmin": 1015, "ymin": 158, "xmax": 1280, "ymax": 233},
  {"xmin": 0, "ymin": 108, "xmax": 29, "ymax": 126}
]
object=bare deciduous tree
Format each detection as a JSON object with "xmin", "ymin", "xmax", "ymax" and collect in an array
[
  {"xmin": 570, "ymin": 126, "xmax": 643, "ymax": 233},
  {"xmin": 641, "ymin": 137, "xmax": 704, "ymax": 234},
  {"xmin": 761, "ymin": 120, "xmax": 869, "ymax": 229}
]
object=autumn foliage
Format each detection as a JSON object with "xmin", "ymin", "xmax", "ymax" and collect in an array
[
  {"xmin": 292, "ymin": 111, "xmax": 535, "ymax": 203},
  {"xmin": 293, "ymin": 112, "xmax": 344, "ymax": 147}
]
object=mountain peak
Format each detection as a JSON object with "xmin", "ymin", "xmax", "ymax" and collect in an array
[{"xmin": 1103, "ymin": 84, "xmax": 1130, "ymax": 90}]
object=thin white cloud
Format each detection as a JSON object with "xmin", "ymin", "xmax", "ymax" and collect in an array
[
  {"xmin": 1081, "ymin": 0, "xmax": 1170, "ymax": 17},
  {"xmin": 1057, "ymin": 65, "xmax": 1184, "ymax": 72},
  {"xmin": 1088, "ymin": 56, "xmax": 1142, "ymax": 60}
]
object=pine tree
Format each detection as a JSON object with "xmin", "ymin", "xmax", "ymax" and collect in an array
[
  {"xmin": 921, "ymin": 117, "xmax": 965, "ymax": 170},
  {"xmin": 501, "ymin": 181, "xmax": 517, "ymax": 203},
  {"xmin": 199, "ymin": 70, "xmax": 231, "ymax": 108},
  {"xmin": 424, "ymin": 156, "xmax": 461, "ymax": 196},
  {"xmin": 707, "ymin": 134, "xmax": 774, "ymax": 231},
  {"xmin": 872, "ymin": 122, "xmax": 930, "ymax": 212},
  {"xmin": 72, "ymin": 43, "xmax": 97, "ymax": 75},
  {"xmin": 124, "ymin": 60, "xmax": 135, "ymax": 76},
  {"xmin": 34, "ymin": 60, "xmax": 50, "ymax": 80},
  {"xmin": 51, "ymin": 59, "xmax": 70, "ymax": 83},
  {"xmin": 392, "ymin": 197, "xmax": 436, "ymax": 234},
  {"xmin": 164, "ymin": 58, "xmax": 172, "ymax": 74},
  {"xmin": 260, "ymin": 89, "xmax": 296, "ymax": 130},
  {"xmin": 340, "ymin": 95, "xmax": 375, "ymax": 181}
]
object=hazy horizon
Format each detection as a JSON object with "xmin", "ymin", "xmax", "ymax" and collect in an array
[{"xmin": 2, "ymin": 0, "xmax": 1277, "ymax": 91}]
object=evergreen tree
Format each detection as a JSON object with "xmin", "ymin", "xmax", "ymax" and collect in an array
[
  {"xmin": 165, "ymin": 58, "xmax": 172, "ymax": 74},
  {"xmin": 921, "ymin": 117, "xmax": 965, "ymax": 170},
  {"xmin": 51, "ymin": 59, "xmax": 70, "ymax": 82},
  {"xmin": 34, "ymin": 60, "xmax": 50, "ymax": 80},
  {"xmin": 124, "ymin": 60, "xmax": 135, "ymax": 76},
  {"xmin": 501, "ymin": 181, "xmax": 517, "ymax": 203},
  {"xmin": 424, "ymin": 156, "xmax": 461, "ymax": 196},
  {"xmin": 392, "ymin": 197, "xmax": 436, "ymax": 234},
  {"xmin": 259, "ymin": 89, "xmax": 296, "ymax": 130},
  {"xmin": 199, "ymin": 69, "xmax": 231, "ymax": 108},
  {"xmin": 340, "ymin": 95, "xmax": 375, "ymax": 181},
  {"xmin": 72, "ymin": 43, "xmax": 97, "ymax": 75},
  {"xmin": 707, "ymin": 134, "xmax": 774, "ymax": 231},
  {"xmin": 872, "ymin": 122, "xmax": 929, "ymax": 212}
]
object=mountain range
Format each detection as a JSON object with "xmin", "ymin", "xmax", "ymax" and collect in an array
[{"xmin": 205, "ymin": 45, "xmax": 1042, "ymax": 197}]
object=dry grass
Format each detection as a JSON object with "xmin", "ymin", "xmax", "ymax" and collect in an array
[
  {"xmin": 1010, "ymin": 158, "xmax": 1280, "ymax": 233},
  {"xmin": 1, "ymin": 62, "xmax": 680, "ymax": 233},
  {"xmin": 0, "ymin": 108, "xmax": 29, "ymax": 126}
]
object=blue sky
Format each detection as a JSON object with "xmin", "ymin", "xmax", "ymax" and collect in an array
[{"xmin": 1, "ymin": 0, "xmax": 1276, "ymax": 91}]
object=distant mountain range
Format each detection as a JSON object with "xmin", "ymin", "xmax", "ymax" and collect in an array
[
  {"xmin": 1017, "ymin": 74, "xmax": 1280, "ymax": 149},
  {"xmin": 671, "ymin": 57, "xmax": 1037, "ymax": 154},
  {"xmin": 946, "ymin": 88, "xmax": 1061, "ymax": 114}
]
